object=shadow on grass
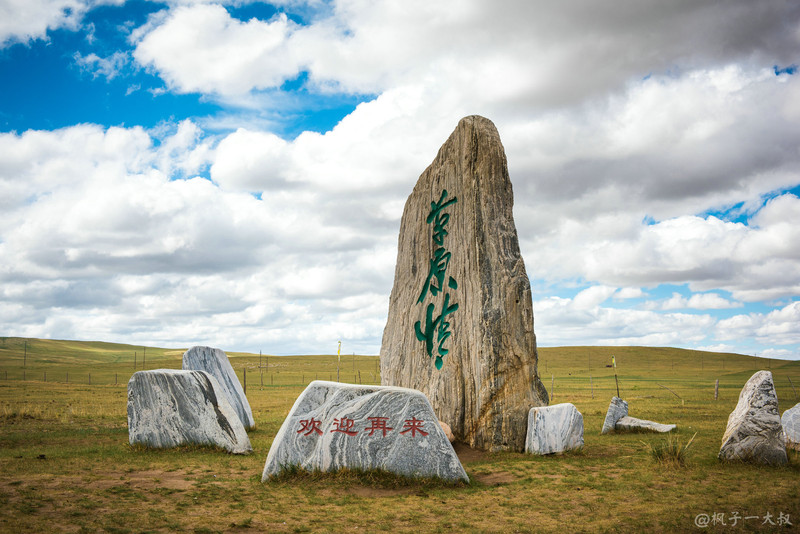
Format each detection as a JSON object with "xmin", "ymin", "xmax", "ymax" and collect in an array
[{"xmin": 267, "ymin": 464, "xmax": 471, "ymax": 490}]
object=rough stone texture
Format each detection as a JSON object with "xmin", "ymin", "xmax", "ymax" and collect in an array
[
  {"xmin": 379, "ymin": 115, "xmax": 548, "ymax": 452},
  {"xmin": 601, "ymin": 397, "xmax": 628, "ymax": 434},
  {"xmin": 182, "ymin": 346, "xmax": 255, "ymax": 430},
  {"xmin": 783, "ymin": 403, "xmax": 800, "ymax": 451},
  {"xmin": 261, "ymin": 381, "xmax": 468, "ymax": 482},
  {"xmin": 719, "ymin": 371, "xmax": 788, "ymax": 465},
  {"xmin": 127, "ymin": 369, "xmax": 252, "ymax": 454},
  {"xmin": 524, "ymin": 403, "xmax": 584, "ymax": 455},
  {"xmin": 615, "ymin": 416, "xmax": 676, "ymax": 433}
]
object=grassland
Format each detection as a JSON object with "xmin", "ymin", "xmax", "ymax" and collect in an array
[{"xmin": 1, "ymin": 337, "xmax": 799, "ymax": 533}]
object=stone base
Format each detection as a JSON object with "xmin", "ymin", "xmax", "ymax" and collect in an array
[{"xmin": 615, "ymin": 416, "xmax": 675, "ymax": 433}]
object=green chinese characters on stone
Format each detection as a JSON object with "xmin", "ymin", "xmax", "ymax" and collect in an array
[
  {"xmin": 414, "ymin": 189, "xmax": 459, "ymax": 369},
  {"xmin": 414, "ymin": 293, "xmax": 459, "ymax": 369}
]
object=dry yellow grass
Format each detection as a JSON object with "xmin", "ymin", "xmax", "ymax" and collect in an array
[{"xmin": 1, "ymin": 339, "xmax": 799, "ymax": 532}]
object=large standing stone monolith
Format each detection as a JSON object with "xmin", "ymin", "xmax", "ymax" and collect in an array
[{"xmin": 380, "ymin": 115, "xmax": 548, "ymax": 452}]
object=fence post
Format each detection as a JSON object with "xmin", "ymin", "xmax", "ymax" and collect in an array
[
  {"xmin": 714, "ymin": 379, "xmax": 719, "ymax": 400},
  {"xmin": 88, "ymin": 373, "xmax": 91, "ymax": 385}
]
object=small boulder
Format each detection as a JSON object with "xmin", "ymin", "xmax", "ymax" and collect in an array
[
  {"xmin": 525, "ymin": 403, "xmax": 584, "ymax": 455},
  {"xmin": 719, "ymin": 371, "xmax": 788, "ymax": 465},
  {"xmin": 127, "ymin": 369, "xmax": 252, "ymax": 454},
  {"xmin": 261, "ymin": 381, "xmax": 468, "ymax": 482},
  {"xmin": 182, "ymin": 346, "xmax": 255, "ymax": 430},
  {"xmin": 781, "ymin": 402, "xmax": 800, "ymax": 451},
  {"xmin": 601, "ymin": 397, "xmax": 628, "ymax": 434},
  {"xmin": 439, "ymin": 420, "xmax": 455, "ymax": 443},
  {"xmin": 615, "ymin": 416, "xmax": 675, "ymax": 433}
]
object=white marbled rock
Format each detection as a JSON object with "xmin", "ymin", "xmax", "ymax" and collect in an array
[
  {"xmin": 615, "ymin": 416, "xmax": 676, "ymax": 433},
  {"xmin": 182, "ymin": 346, "xmax": 255, "ymax": 430},
  {"xmin": 719, "ymin": 370, "xmax": 788, "ymax": 465},
  {"xmin": 601, "ymin": 397, "xmax": 628, "ymax": 434},
  {"xmin": 261, "ymin": 381, "xmax": 468, "ymax": 482},
  {"xmin": 781, "ymin": 402, "xmax": 800, "ymax": 451},
  {"xmin": 525, "ymin": 403, "xmax": 584, "ymax": 455},
  {"xmin": 127, "ymin": 369, "xmax": 252, "ymax": 454}
]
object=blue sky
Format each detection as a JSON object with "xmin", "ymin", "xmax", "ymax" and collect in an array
[{"xmin": 1, "ymin": 0, "xmax": 799, "ymax": 360}]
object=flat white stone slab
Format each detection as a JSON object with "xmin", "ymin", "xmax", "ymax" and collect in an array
[
  {"xmin": 182, "ymin": 346, "xmax": 255, "ymax": 430},
  {"xmin": 525, "ymin": 403, "xmax": 584, "ymax": 455},
  {"xmin": 615, "ymin": 416, "xmax": 675, "ymax": 433},
  {"xmin": 719, "ymin": 370, "xmax": 787, "ymax": 465},
  {"xmin": 127, "ymin": 369, "xmax": 252, "ymax": 454},
  {"xmin": 783, "ymin": 402, "xmax": 800, "ymax": 451},
  {"xmin": 261, "ymin": 381, "xmax": 468, "ymax": 482},
  {"xmin": 601, "ymin": 396, "xmax": 628, "ymax": 434}
]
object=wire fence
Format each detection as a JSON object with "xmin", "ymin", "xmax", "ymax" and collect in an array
[{"xmin": 0, "ymin": 367, "xmax": 382, "ymax": 389}]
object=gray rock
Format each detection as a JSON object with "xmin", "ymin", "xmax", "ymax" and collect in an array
[
  {"xmin": 601, "ymin": 396, "xmax": 628, "ymax": 434},
  {"xmin": 525, "ymin": 403, "xmax": 584, "ymax": 455},
  {"xmin": 781, "ymin": 402, "xmax": 800, "ymax": 451},
  {"xmin": 127, "ymin": 369, "xmax": 252, "ymax": 454},
  {"xmin": 615, "ymin": 416, "xmax": 676, "ymax": 433},
  {"xmin": 379, "ymin": 115, "xmax": 548, "ymax": 452},
  {"xmin": 719, "ymin": 370, "xmax": 788, "ymax": 465},
  {"xmin": 182, "ymin": 346, "xmax": 255, "ymax": 430},
  {"xmin": 261, "ymin": 381, "xmax": 468, "ymax": 482}
]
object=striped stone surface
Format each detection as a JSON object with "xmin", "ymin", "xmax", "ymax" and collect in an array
[{"xmin": 262, "ymin": 381, "xmax": 468, "ymax": 482}]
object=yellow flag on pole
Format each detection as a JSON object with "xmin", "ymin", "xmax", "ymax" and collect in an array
[
  {"xmin": 612, "ymin": 355, "xmax": 616, "ymax": 368},
  {"xmin": 337, "ymin": 341, "xmax": 341, "ymax": 362}
]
